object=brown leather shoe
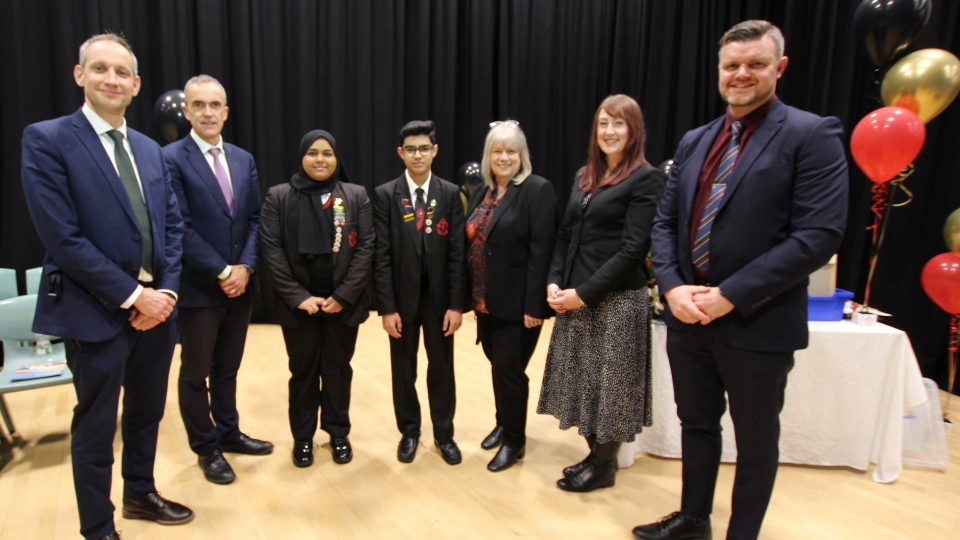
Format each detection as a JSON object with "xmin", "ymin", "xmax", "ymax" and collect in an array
[{"xmin": 121, "ymin": 492, "xmax": 194, "ymax": 525}]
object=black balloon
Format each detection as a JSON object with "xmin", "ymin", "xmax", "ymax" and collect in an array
[
  {"xmin": 457, "ymin": 161, "xmax": 483, "ymax": 198},
  {"xmin": 153, "ymin": 90, "xmax": 190, "ymax": 143},
  {"xmin": 853, "ymin": 0, "xmax": 932, "ymax": 67},
  {"xmin": 657, "ymin": 159, "xmax": 674, "ymax": 177}
]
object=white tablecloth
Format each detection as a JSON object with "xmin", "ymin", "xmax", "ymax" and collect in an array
[{"xmin": 621, "ymin": 320, "xmax": 928, "ymax": 483}]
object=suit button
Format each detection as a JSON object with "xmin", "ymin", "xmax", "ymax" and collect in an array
[
  {"xmin": 133, "ymin": 234, "xmax": 140, "ymax": 241},
  {"xmin": 487, "ymin": 251, "xmax": 493, "ymax": 256}
]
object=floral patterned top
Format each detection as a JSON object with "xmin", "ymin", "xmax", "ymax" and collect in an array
[{"xmin": 466, "ymin": 189, "xmax": 502, "ymax": 314}]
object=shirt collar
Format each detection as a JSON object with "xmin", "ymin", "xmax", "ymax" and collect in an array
[
  {"xmin": 82, "ymin": 103, "xmax": 127, "ymax": 138},
  {"xmin": 725, "ymin": 95, "xmax": 777, "ymax": 132},
  {"xmin": 405, "ymin": 170, "xmax": 431, "ymax": 199},
  {"xmin": 190, "ymin": 129, "xmax": 224, "ymax": 155}
]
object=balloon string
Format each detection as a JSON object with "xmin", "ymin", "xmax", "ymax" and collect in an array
[
  {"xmin": 862, "ymin": 164, "xmax": 914, "ymax": 309},
  {"xmin": 946, "ymin": 314, "xmax": 958, "ymax": 421},
  {"xmin": 866, "ymin": 183, "xmax": 888, "ymax": 247},
  {"xmin": 890, "ymin": 164, "xmax": 915, "ymax": 208}
]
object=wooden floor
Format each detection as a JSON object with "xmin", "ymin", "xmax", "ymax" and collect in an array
[{"xmin": 1, "ymin": 315, "xmax": 958, "ymax": 539}]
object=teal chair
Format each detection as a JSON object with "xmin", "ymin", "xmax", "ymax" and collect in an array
[
  {"xmin": 0, "ymin": 268, "xmax": 17, "ymax": 300},
  {"xmin": 25, "ymin": 267, "xmax": 42, "ymax": 295},
  {"xmin": 0, "ymin": 294, "xmax": 72, "ymax": 438}
]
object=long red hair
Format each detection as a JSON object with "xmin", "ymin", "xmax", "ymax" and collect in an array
[{"xmin": 579, "ymin": 94, "xmax": 648, "ymax": 193}]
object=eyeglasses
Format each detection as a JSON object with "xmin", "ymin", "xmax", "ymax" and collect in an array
[
  {"xmin": 402, "ymin": 145, "xmax": 435, "ymax": 157},
  {"xmin": 489, "ymin": 119, "xmax": 520, "ymax": 129}
]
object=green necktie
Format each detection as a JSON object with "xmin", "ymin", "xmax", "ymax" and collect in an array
[{"xmin": 107, "ymin": 130, "xmax": 153, "ymax": 275}]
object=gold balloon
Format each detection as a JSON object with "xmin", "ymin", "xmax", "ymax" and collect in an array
[
  {"xmin": 882, "ymin": 49, "xmax": 960, "ymax": 124},
  {"xmin": 944, "ymin": 208, "xmax": 960, "ymax": 253}
]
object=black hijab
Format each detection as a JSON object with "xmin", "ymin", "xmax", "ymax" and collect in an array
[{"xmin": 287, "ymin": 130, "xmax": 351, "ymax": 258}]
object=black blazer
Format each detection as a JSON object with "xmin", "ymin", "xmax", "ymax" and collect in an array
[
  {"xmin": 373, "ymin": 174, "xmax": 466, "ymax": 320},
  {"xmin": 549, "ymin": 164, "xmax": 665, "ymax": 307},
  {"xmin": 466, "ymin": 174, "xmax": 558, "ymax": 321},
  {"xmin": 259, "ymin": 181, "xmax": 375, "ymax": 327}
]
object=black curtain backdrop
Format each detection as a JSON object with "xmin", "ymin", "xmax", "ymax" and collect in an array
[{"xmin": 1, "ymin": 0, "xmax": 959, "ymax": 391}]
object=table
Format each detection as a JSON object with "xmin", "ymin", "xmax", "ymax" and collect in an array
[{"xmin": 620, "ymin": 320, "xmax": 928, "ymax": 483}]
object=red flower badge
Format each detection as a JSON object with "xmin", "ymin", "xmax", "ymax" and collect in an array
[
  {"xmin": 437, "ymin": 218, "xmax": 449, "ymax": 236},
  {"xmin": 348, "ymin": 229, "xmax": 358, "ymax": 247}
]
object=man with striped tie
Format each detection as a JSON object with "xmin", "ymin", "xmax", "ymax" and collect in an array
[{"xmin": 639, "ymin": 20, "xmax": 848, "ymax": 540}]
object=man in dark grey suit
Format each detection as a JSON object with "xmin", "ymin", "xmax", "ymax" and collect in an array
[
  {"xmin": 162, "ymin": 75, "xmax": 271, "ymax": 486},
  {"xmin": 373, "ymin": 120, "xmax": 466, "ymax": 465},
  {"xmin": 636, "ymin": 20, "xmax": 848, "ymax": 540}
]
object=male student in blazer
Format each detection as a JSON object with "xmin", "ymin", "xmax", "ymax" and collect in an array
[
  {"xmin": 162, "ymin": 75, "xmax": 271, "ymax": 486},
  {"xmin": 637, "ymin": 21, "xmax": 848, "ymax": 540},
  {"xmin": 373, "ymin": 120, "xmax": 466, "ymax": 465},
  {"xmin": 21, "ymin": 33, "xmax": 193, "ymax": 540}
]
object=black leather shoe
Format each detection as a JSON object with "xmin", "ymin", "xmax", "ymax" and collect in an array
[
  {"xmin": 487, "ymin": 443, "xmax": 524, "ymax": 472},
  {"xmin": 95, "ymin": 533, "xmax": 122, "ymax": 540},
  {"xmin": 397, "ymin": 434, "xmax": 419, "ymax": 463},
  {"xmin": 293, "ymin": 439, "xmax": 314, "ymax": 468},
  {"xmin": 562, "ymin": 452, "xmax": 593, "ymax": 477},
  {"xmin": 220, "ymin": 433, "xmax": 274, "ymax": 455},
  {"xmin": 435, "ymin": 440, "xmax": 462, "ymax": 465},
  {"xmin": 331, "ymin": 436, "xmax": 352, "ymax": 464},
  {"xmin": 632, "ymin": 512, "xmax": 712, "ymax": 540},
  {"xmin": 121, "ymin": 492, "xmax": 194, "ymax": 525},
  {"xmin": 481, "ymin": 426, "xmax": 504, "ymax": 450},
  {"xmin": 557, "ymin": 455, "xmax": 617, "ymax": 492},
  {"xmin": 198, "ymin": 449, "xmax": 236, "ymax": 484}
]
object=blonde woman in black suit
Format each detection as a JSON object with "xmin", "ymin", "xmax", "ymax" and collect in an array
[
  {"xmin": 465, "ymin": 121, "xmax": 558, "ymax": 472},
  {"xmin": 538, "ymin": 95, "xmax": 666, "ymax": 492}
]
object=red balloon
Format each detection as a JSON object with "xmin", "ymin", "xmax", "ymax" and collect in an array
[
  {"xmin": 921, "ymin": 253, "xmax": 960, "ymax": 314},
  {"xmin": 850, "ymin": 106, "xmax": 925, "ymax": 183}
]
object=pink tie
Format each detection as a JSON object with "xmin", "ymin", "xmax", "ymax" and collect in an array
[{"xmin": 209, "ymin": 147, "xmax": 234, "ymax": 214}]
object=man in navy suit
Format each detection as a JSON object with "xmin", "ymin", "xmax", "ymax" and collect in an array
[
  {"xmin": 21, "ymin": 33, "xmax": 193, "ymax": 540},
  {"xmin": 637, "ymin": 21, "xmax": 848, "ymax": 540},
  {"xmin": 373, "ymin": 120, "xmax": 466, "ymax": 465},
  {"xmin": 162, "ymin": 75, "xmax": 271, "ymax": 486}
]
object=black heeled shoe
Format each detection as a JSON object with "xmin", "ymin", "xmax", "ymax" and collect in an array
[
  {"xmin": 556, "ymin": 455, "xmax": 618, "ymax": 492},
  {"xmin": 481, "ymin": 426, "xmax": 504, "ymax": 450},
  {"xmin": 487, "ymin": 443, "xmax": 524, "ymax": 472}
]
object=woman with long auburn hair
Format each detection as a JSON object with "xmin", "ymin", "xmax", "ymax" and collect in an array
[{"xmin": 537, "ymin": 95, "xmax": 666, "ymax": 492}]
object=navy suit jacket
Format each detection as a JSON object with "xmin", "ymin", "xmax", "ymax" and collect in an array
[
  {"xmin": 162, "ymin": 136, "xmax": 261, "ymax": 308},
  {"xmin": 650, "ymin": 100, "xmax": 848, "ymax": 352},
  {"xmin": 21, "ymin": 108, "xmax": 184, "ymax": 342},
  {"xmin": 373, "ymin": 174, "xmax": 466, "ymax": 320}
]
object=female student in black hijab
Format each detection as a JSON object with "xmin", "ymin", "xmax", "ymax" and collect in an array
[{"xmin": 260, "ymin": 129, "xmax": 375, "ymax": 468}]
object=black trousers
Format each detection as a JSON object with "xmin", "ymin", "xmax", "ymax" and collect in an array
[
  {"xmin": 389, "ymin": 295, "xmax": 456, "ymax": 442},
  {"xmin": 65, "ymin": 320, "xmax": 177, "ymax": 540},
  {"xmin": 176, "ymin": 296, "xmax": 252, "ymax": 455},
  {"xmin": 476, "ymin": 313, "xmax": 542, "ymax": 446},
  {"xmin": 667, "ymin": 324, "xmax": 794, "ymax": 540},
  {"xmin": 281, "ymin": 313, "xmax": 358, "ymax": 440}
]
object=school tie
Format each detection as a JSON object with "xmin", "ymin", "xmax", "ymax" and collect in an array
[
  {"xmin": 209, "ymin": 147, "xmax": 234, "ymax": 215},
  {"xmin": 107, "ymin": 130, "xmax": 153, "ymax": 275},
  {"xmin": 415, "ymin": 187, "xmax": 426, "ymax": 253},
  {"xmin": 692, "ymin": 121, "xmax": 743, "ymax": 274}
]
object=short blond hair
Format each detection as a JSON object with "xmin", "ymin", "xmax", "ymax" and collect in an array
[{"xmin": 480, "ymin": 122, "xmax": 533, "ymax": 190}]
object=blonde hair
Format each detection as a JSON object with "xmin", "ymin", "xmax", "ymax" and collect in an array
[{"xmin": 480, "ymin": 122, "xmax": 532, "ymax": 190}]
